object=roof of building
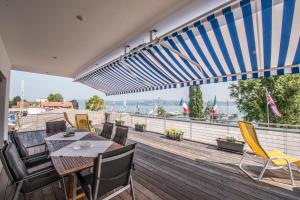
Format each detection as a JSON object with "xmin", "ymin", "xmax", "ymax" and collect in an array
[{"xmin": 41, "ymin": 102, "xmax": 73, "ymax": 108}]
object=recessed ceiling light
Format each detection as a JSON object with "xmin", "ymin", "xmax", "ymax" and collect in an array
[{"xmin": 76, "ymin": 15, "xmax": 85, "ymax": 22}]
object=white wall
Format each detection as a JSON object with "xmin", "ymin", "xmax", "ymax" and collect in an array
[{"xmin": 0, "ymin": 34, "xmax": 11, "ymax": 146}]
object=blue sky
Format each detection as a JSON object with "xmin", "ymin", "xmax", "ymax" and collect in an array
[{"xmin": 10, "ymin": 70, "xmax": 235, "ymax": 102}]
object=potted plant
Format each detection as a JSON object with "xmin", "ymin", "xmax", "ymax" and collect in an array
[
  {"xmin": 165, "ymin": 128, "xmax": 184, "ymax": 141},
  {"xmin": 216, "ymin": 136, "xmax": 245, "ymax": 153},
  {"xmin": 135, "ymin": 123, "xmax": 146, "ymax": 132},
  {"xmin": 115, "ymin": 118, "xmax": 125, "ymax": 126}
]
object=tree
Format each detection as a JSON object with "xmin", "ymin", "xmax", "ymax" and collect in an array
[
  {"xmin": 85, "ymin": 95, "xmax": 105, "ymax": 111},
  {"xmin": 188, "ymin": 85, "xmax": 204, "ymax": 118},
  {"xmin": 188, "ymin": 86, "xmax": 195, "ymax": 117},
  {"xmin": 203, "ymin": 101, "xmax": 212, "ymax": 119},
  {"xmin": 12, "ymin": 96, "xmax": 21, "ymax": 106},
  {"xmin": 71, "ymin": 99, "xmax": 79, "ymax": 109},
  {"xmin": 157, "ymin": 106, "xmax": 166, "ymax": 117},
  {"xmin": 229, "ymin": 74, "xmax": 300, "ymax": 124},
  {"xmin": 47, "ymin": 93, "xmax": 64, "ymax": 102}
]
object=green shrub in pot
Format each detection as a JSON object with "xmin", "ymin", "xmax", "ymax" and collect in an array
[
  {"xmin": 135, "ymin": 122, "xmax": 146, "ymax": 132},
  {"xmin": 115, "ymin": 118, "xmax": 125, "ymax": 126},
  {"xmin": 216, "ymin": 136, "xmax": 245, "ymax": 153},
  {"xmin": 165, "ymin": 128, "xmax": 184, "ymax": 141}
]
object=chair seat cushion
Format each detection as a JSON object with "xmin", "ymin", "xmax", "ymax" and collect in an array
[
  {"xmin": 4, "ymin": 144, "xmax": 28, "ymax": 179},
  {"xmin": 22, "ymin": 167, "xmax": 61, "ymax": 193}
]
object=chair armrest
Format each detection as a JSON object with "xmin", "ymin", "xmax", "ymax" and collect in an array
[
  {"xmin": 26, "ymin": 142, "xmax": 47, "ymax": 149},
  {"xmin": 269, "ymin": 157, "xmax": 292, "ymax": 164},
  {"xmin": 13, "ymin": 167, "xmax": 56, "ymax": 183},
  {"xmin": 23, "ymin": 151, "xmax": 49, "ymax": 161}
]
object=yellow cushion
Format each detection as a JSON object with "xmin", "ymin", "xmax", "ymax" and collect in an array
[
  {"xmin": 293, "ymin": 160, "xmax": 300, "ymax": 167},
  {"xmin": 267, "ymin": 150, "xmax": 299, "ymax": 166}
]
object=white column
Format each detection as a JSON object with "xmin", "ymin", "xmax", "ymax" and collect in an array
[{"xmin": 0, "ymin": 35, "xmax": 11, "ymax": 147}]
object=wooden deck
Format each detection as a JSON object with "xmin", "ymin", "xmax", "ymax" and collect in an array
[{"xmin": 1, "ymin": 130, "xmax": 300, "ymax": 200}]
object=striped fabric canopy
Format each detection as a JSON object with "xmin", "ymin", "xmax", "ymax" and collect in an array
[{"xmin": 77, "ymin": 0, "xmax": 300, "ymax": 96}]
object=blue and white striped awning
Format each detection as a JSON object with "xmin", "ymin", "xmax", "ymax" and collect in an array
[{"xmin": 76, "ymin": 0, "xmax": 300, "ymax": 96}]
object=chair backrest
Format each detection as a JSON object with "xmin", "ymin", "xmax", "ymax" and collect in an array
[
  {"xmin": 113, "ymin": 125, "xmax": 128, "ymax": 146},
  {"xmin": 92, "ymin": 143, "xmax": 136, "ymax": 198},
  {"xmin": 12, "ymin": 133, "xmax": 29, "ymax": 158},
  {"xmin": 63, "ymin": 112, "xmax": 74, "ymax": 127},
  {"xmin": 0, "ymin": 143, "xmax": 28, "ymax": 182},
  {"xmin": 75, "ymin": 114, "xmax": 91, "ymax": 131},
  {"xmin": 100, "ymin": 122, "xmax": 114, "ymax": 139},
  {"xmin": 46, "ymin": 120, "xmax": 67, "ymax": 136},
  {"xmin": 239, "ymin": 121, "xmax": 269, "ymax": 159}
]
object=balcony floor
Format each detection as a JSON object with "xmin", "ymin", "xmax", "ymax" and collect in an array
[{"xmin": 1, "ymin": 130, "xmax": 300, "ymax": 200}]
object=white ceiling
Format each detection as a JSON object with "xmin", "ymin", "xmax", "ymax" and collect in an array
[{"xmin": 0, "ymin": 0, "xmax": 192, "ymax": 77}]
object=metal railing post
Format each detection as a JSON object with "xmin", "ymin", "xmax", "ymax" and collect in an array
[
  {"xmin": 283, "ymin": 126, "xmax": 287, "ymax": 155},
  {"xmin": 35, "ymin": 115, "xmax": 38, "ymax": 131},
  {"xmin": 164, "ymin": 117, "xmax": 166, "ymax": 132},
  {"xmin": 190, "ymin": 120, "xmax": 192, "ymax": 140}
]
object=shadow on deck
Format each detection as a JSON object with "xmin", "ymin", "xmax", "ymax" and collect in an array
[{"xmin": 0, "ymin": 129, "xmax": 299, "ymax": 200}]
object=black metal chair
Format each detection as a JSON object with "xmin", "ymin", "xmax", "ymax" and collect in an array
[
  {"xmin": 0, "ymin": 142, "xmax": 67, "ymax": 200},
  {"xmin": 113, "ymin": 125, "xmax": 129, "ymax": 146},
  {"xmin": 46, "ymin": 120, "xmax": 67, "ymax": 136},
  {"xmin": 99, "ymin": 122, "xmax": 114, "ymax": 139},
  {"xmin": 11, "ymin": 132, "xmax": 51, "ymax": 168},
  {"xmin": 77, "ymin": 143, "xmax": 136, "ymax": 200}
]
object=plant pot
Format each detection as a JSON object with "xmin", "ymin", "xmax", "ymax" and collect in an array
[
  {"xmin": 216, "ymin": 138, "xmax": 245, "ymax": 154},
  {"xmin": 135, "ymin": 125, "xmax": 146, "ymax": 132},
  {"xmin": 166, "ymin": 134, "xmax": 183, "ymax": 141}
]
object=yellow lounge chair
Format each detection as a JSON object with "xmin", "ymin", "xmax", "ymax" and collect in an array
[
  {"xmin": 239, "ymin": 121, "xmax": 299, "ymax": 185},
  {"xmin": 63, "ymin": 112, "xmax": 75, "ymax": 128},
  {"xmin": 75, "ymin": 114, "xmax": 96, "ymax": 133}
]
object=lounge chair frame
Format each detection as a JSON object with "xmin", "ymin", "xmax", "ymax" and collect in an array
[
  {"xmin": 239, "ymin": 151, "xmax": 294, "ymax": 185},
  {"xmin": 239, "ymin": 121, "xmax": 298, "ymax": 186}
]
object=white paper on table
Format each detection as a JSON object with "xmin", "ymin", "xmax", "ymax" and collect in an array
[
  {"xmin": 50, "ymin": 140, "xmax": 114, "ymax": 157},
  {"xmin": 44, "ymin": 132, "xmax": 89, "ymax": 141}
]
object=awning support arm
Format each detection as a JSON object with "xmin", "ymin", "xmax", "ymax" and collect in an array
[{"xmin": 160, "ymin": 41, "xmax": 204, "ymax": 76}]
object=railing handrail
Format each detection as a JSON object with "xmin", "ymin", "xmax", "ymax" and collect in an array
[
  {"xmin": 16, "ymin": 110, "xmax": 300, "ymax": 157},
  {"xmin": 23, "ymin": 111, "xmax": 300, "ymax": 130},
  {"xmin": 126, "ymin": 112, "xmax": 300, "ymax": 130}
]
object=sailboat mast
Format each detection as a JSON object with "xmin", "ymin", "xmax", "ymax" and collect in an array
[{"xmin": 20, "ymin": 80, "xmax": 24, "ymax": 113}]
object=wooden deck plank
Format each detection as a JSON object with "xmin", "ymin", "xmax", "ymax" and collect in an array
[{"xmin": 0, "ymin": 130, "xmax": 299, "ymax": 200}]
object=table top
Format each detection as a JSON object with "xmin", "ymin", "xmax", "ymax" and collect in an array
[{"xmin": 45, "ymin": 133, "xmax": 123, "ymax": 176}]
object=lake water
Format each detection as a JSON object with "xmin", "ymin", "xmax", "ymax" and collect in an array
[{"xmin": 78, "ymin": 99, "xmax": 241, "ymax": 116}]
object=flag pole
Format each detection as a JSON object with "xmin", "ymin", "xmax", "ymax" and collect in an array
[{"xmin": 265, "ymin": 88, "xmax": 270, "ymax": 127}]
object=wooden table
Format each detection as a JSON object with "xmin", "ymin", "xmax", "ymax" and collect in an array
[{"xmin": 45, "ymin": 133, "xmax": 123, "ymax": 200}]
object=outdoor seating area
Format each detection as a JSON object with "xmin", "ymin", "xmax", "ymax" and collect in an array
[
  {"xmin": 0, "ymin": 123, "xmax": 299, "ymax": 200},
  {"xmin": 0, "ymin": 0, "xmax": 300, "ymax": 200}
]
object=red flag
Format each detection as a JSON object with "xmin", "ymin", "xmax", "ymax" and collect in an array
[{"xmin": 266, "ymin": 91, "xmax": 282, "ymax": 117}]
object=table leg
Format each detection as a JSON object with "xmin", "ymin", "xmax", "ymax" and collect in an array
[
  {"xmin": 67, "ymin": 173, "xmax": 86, "ymax": 200},
  {"xmin": 67, "ymin": 174, "xmax": 74, "ymax": 200},
  {"xmin": 72, "ymin": 173, "xmax": 77, "ymax": 200}
]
